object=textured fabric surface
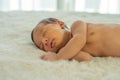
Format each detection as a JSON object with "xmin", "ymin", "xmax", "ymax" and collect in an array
[{"xmin": 0, "ymin": 11, "xmax": 120, "ymax": 80}]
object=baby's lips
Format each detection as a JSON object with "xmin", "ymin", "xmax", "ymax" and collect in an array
[
  {"xmin": 51, "ymin": 39, "xmax": 55, "ymax": 48},
  {"xmin": 50, "ymin": 41, "xmax": 53, "ymax": 48},
  {"xmin": 47, "ymin": 39, "xmax": 52, "ymax": 48},
  {"xmin": 51, "ymin": 41, "xmax": 54, "ymax": 48}
]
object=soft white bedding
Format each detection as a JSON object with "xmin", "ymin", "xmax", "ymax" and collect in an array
[{"xmin": 0, "ymin": 11, "xmax": 120, "ymax": 80}]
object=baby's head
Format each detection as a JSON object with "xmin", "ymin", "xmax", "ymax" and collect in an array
[{"xmin": 31, "ymin": 18, "xmax": 71, "ymax": 52}]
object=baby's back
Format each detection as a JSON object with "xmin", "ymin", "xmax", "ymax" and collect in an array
[{"xmin": 82, "ymin": 23, "xmax": 120, "ymax": 57}]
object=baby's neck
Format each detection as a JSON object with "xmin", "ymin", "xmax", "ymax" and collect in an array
[
  {"xmin": 64, "ymin": 30, "xmax": 72, "ymax": 45},
  {"xmin": 67, "ymin": 30, "xmax": 72, "ymax": 40},
  {"xmin": 56, "ymin": 30, "xmax": 72, "ymax": 53}
]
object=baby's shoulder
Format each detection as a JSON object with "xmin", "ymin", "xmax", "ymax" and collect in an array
[
  {"xmin": 70, "ymin": 20, "xmax": 87, "ymax": 35},
  {"xmin": 71, "ymin": 20, "xmax": 85, "ymax": 29}
]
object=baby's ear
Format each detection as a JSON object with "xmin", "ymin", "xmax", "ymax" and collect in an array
[{"xmin": 56, "ymin": 20, "xmax": 65, "ymax": 29}]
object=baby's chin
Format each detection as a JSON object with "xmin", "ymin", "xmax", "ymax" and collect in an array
[
  {"xmin": 52, "ymin": 48, "xmax": 60, "ymax": 53},
  {"xmin": 48, "ymin": 42, "xmax": 65, "ymax": 53},
  {"xmin": 45, "ymin": 48, "xmax": 58, "ymax": 53},
  {"xmin": 48, "ymin": 47, "xmax": 61, "ymax": 53},
  {"xmin": 54, "ymin": 45, "xmax": 64, "ymax": 53}
]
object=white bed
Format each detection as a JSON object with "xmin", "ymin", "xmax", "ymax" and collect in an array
[{"xmin": 0, "ymin": 11, "xmax": 120, "ymax": 80}]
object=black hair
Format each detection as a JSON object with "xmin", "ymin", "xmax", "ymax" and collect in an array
[
  {"xmin": 31, "ymin": 18, "xmax": 69, "ymax": 43},
  {"xmin": 39, "ymin": 18, "xmax": 58, "ymax": 24},
  {"xmin": 31, "ymin": 29, "xmax": 34, "ymax": 42}
]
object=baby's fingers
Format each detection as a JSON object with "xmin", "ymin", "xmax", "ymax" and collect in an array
[
  {"xmin": 40, "ymin": 55, "xmax": 45, "ymax": 59},
  {"xmin": 40, "ymin": 55, "xmax": 48, "ymax": 60}
]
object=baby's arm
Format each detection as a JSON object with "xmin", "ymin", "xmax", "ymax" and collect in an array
[
  {"xmin": 72, "ymin": 51, "xmax": 92, "ymax": 61},
  {"xmin": 56, "ymin": 21, "xmax": 87, "ymax": 60}
]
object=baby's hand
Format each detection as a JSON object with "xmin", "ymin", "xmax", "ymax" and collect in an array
[{"xmin": 41, "ymin": 52, "xmax": 58, "ymax": 61}]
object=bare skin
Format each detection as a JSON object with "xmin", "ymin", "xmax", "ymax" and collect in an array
[{"xmin": 33, "ymin": 20, "xmax": 120, "ymax": 62}]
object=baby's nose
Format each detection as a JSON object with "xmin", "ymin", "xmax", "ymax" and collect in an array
[
  {"xmin": 45, "ymin": 40, "xmax": 48, "ymax": 46},
  {"xmin": 43, "ymin": 38, "xmax": 48, "ymax": 46}
]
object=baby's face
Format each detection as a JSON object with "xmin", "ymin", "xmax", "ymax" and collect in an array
[{"xmin": 33, "ymin": 22, "xmax": 71, "ymax": 52}]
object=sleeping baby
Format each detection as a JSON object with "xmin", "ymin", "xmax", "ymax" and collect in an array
[{"xmin": 31, "ymin": 18, "xmax": 120, "ymax": 62}]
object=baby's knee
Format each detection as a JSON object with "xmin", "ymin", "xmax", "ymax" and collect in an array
[
  {"xmin": 83, "ymin": 55, "xmax": 92, "ymax": 61},
  {"xmin": 73, "ymin": 52, "xmax": 92, "ymax": 62}
]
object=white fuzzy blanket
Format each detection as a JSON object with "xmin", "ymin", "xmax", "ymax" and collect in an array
[{"xmin": 0, "ymin": 11, "xmax": 120, "ymax": 80}]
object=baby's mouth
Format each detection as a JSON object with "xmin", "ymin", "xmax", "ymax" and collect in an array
[{"xmin": 50, "ymin": 39, "xmax": 55, "ymax": 48}]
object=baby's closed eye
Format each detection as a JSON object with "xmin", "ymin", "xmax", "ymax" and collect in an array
[{"xmin": 43, "ymin": 31, "xmax": 46, "ymax": 37}]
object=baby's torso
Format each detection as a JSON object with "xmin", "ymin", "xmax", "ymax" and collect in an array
[{"xmin": 82, "ymin": 23, "xmax": 120, "ymax": 57}]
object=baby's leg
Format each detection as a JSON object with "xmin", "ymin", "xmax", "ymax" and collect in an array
[{"xmin": 72, "ymin": 51, "xmax": 92, "ymax": 62}]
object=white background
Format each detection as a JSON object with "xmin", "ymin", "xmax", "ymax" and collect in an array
[{"xmin": 0, "ymin": 0, "xmax": 120, "ymax": 14}]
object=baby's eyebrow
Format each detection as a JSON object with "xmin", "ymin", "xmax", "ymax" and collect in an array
[{"xmin": 38, "ymin": 29, "xmax": 42, "ymax": 34}]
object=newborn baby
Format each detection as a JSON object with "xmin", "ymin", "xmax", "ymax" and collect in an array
[{"xmin": 31, "ymin": 18, "xmax": 120, "ymax": 61}]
